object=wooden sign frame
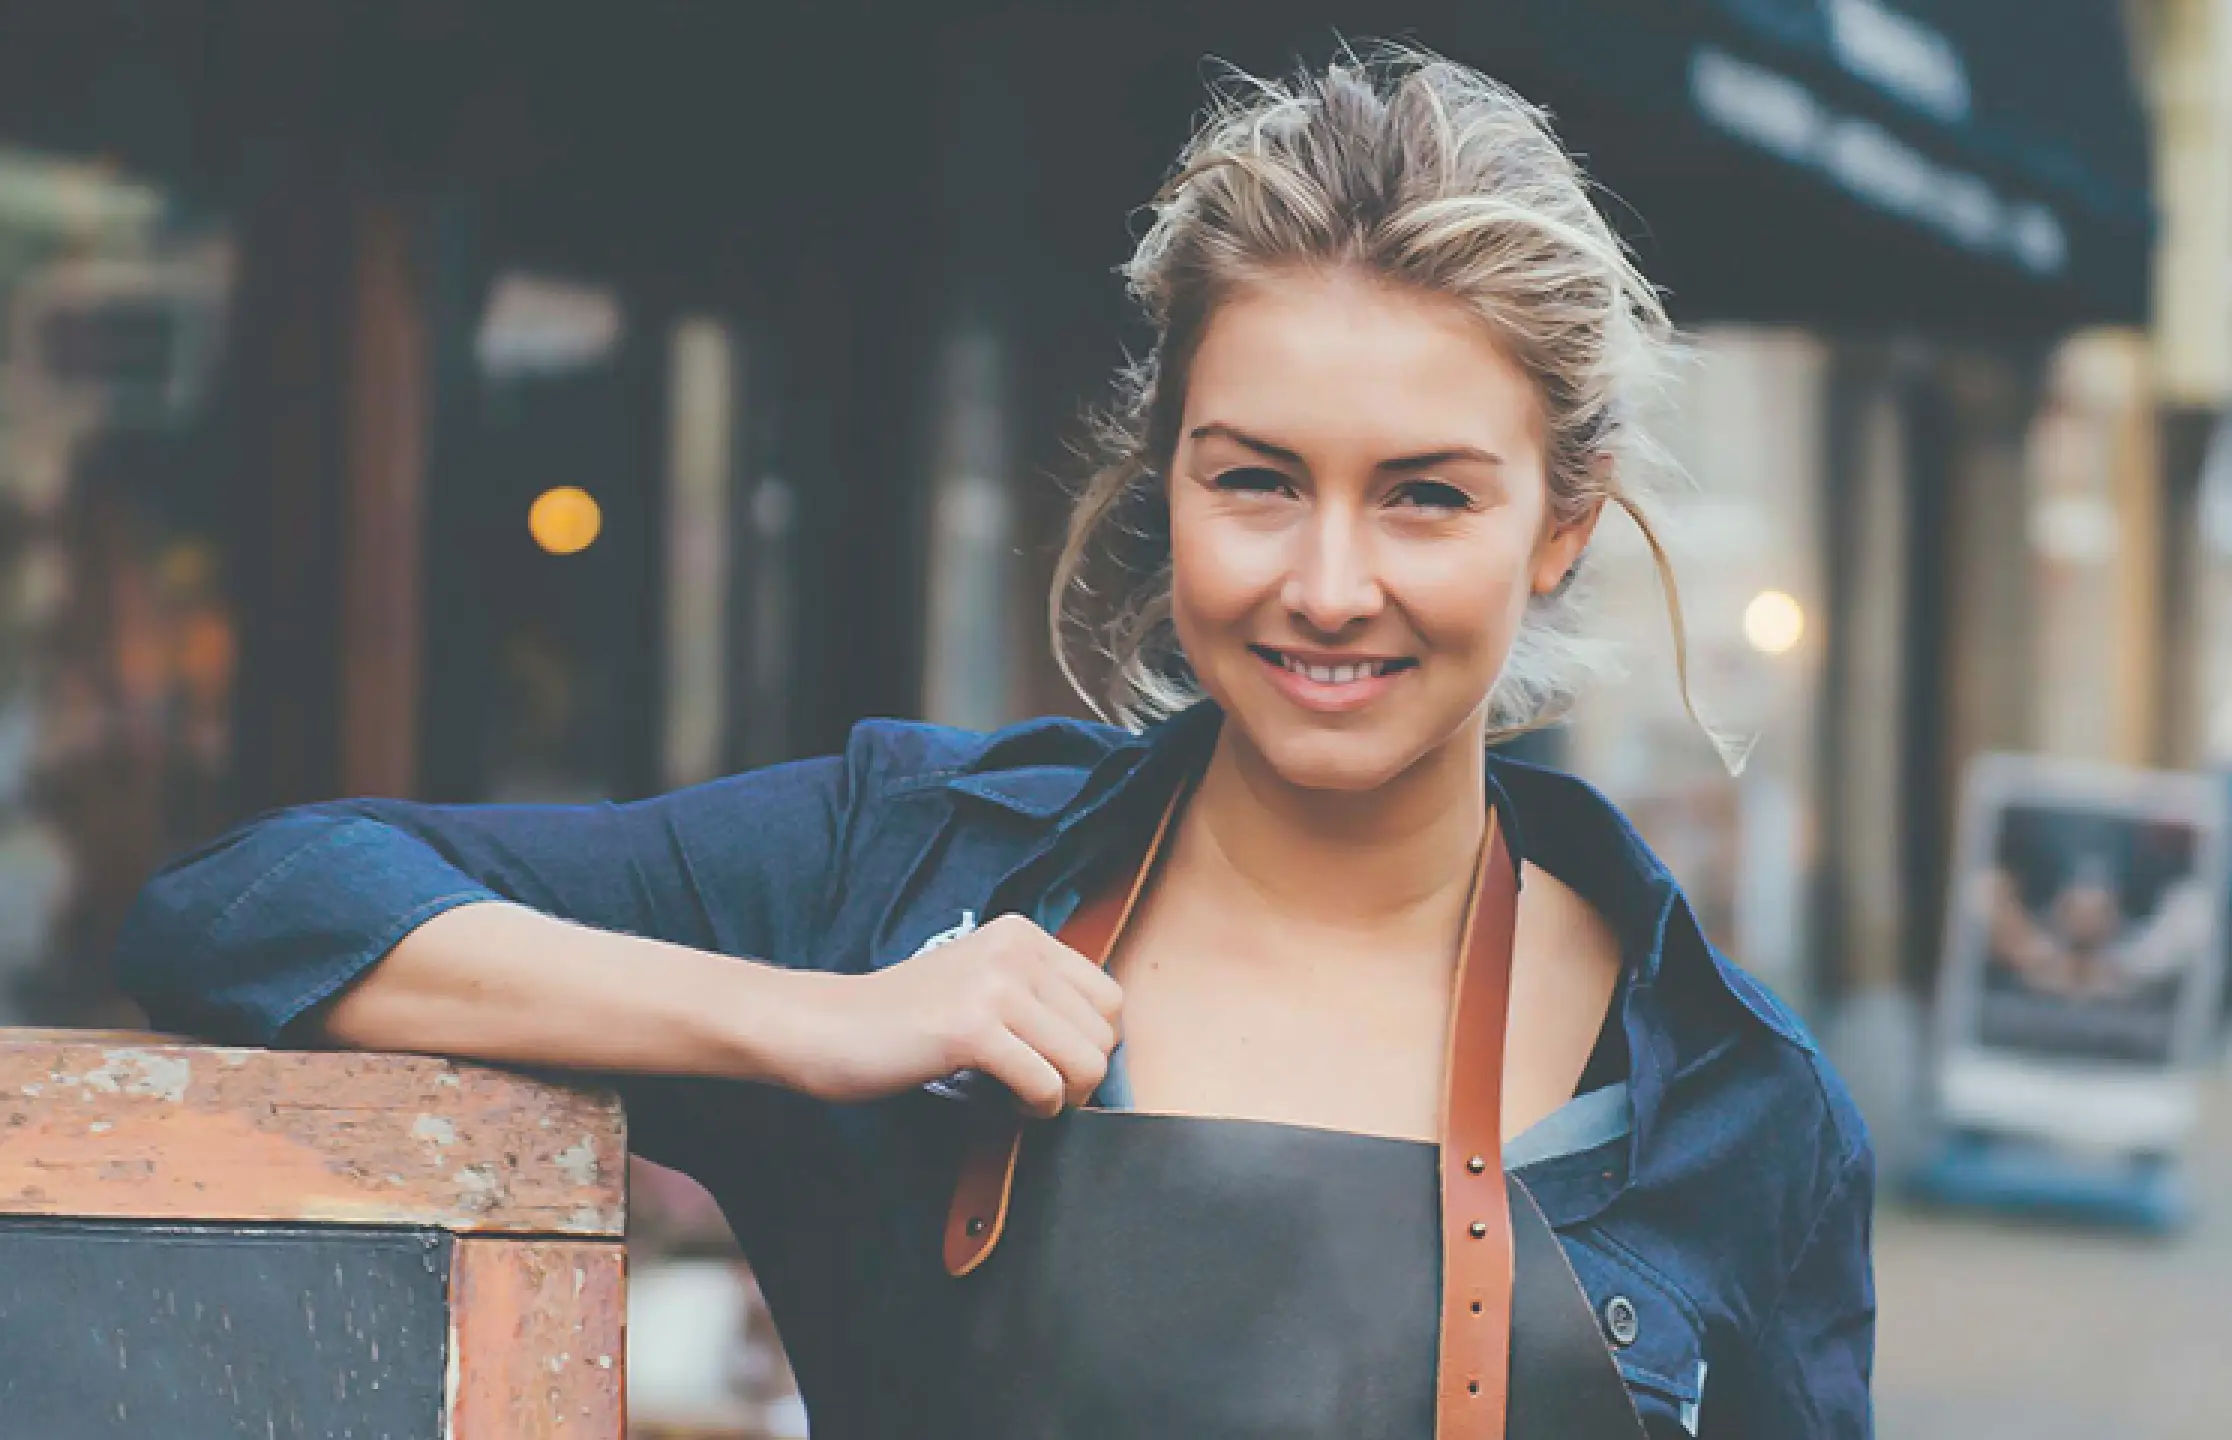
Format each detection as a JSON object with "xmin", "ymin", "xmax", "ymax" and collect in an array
[{"xmin": 0, "ymin": 1028, "xmax": 629, "ymax": 1438}]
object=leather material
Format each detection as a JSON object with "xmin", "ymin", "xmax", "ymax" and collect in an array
[
  {"xmin": 940, "ymin": 1109, "xmax": 1646, "ymax": 1439},
  {"xmin": 942, "ymin": 767, "xmax": 1645, "ymax": 1439},
  {"xmin": 943, "ymin": 774, "xmax": 1184, "ymax": 1277},
  {"xmin": 1506, "ymin": 1173, "xmax": 1651, "ymax": 1438},
  {"xmin": 1439, "ymin": 810, "xmax": 1518, "ymax": 1435}
]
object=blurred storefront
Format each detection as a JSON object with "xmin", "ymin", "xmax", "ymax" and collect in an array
[
  {"xmin": 0, "ymin": 0, "xmax": 2156, "ymax": 1009},
  {"xmin": 0, "ymin": 2, "xmax": 2171, "ymax": 1434},
  {"xmin": 0, "ymin": 148, "xmax": 234, "ymax": 1028}
]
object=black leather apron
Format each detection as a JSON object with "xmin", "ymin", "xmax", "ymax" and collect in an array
[
  {"xmin": 942, "ymin": 1110, "xmax": 1647, "ymax": 1438},
  {"xmin": 936, "ymin": 781, "xmax": 1649, "ymax": 1440}
]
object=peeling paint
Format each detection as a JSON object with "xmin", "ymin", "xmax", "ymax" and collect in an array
[
  {"xmin": 454, "ymin": 1164, "xmax": 503, "ymax": 1209},
  {"xmin": 449, "ymin": 1240, "xmax": 625, "ymax": 1436},
  {"xmin": 552, "ymin": 1140, "xmax": 599, "ymax": 1187},
  {"xmin": 443, "ymin": 1301, "xmax": 465, "ymax": 1440},
  {"xmin": 3, "ymin": 1036, "xmax": 623, "ymax": 1235},
  {"xmin": 80, "ymin": 1050, "xmax": 194, "ymax": 1103}
]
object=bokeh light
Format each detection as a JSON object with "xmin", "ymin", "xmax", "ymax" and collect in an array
[
  {"xmin": 529, "ymin": 486, "xmax": 602, "ymax": 556},
  {"xmin": 1743, "ymin": 589, "xmax": 1805, "ymax": 656}
]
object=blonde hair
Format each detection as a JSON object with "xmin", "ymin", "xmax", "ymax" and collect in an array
[{"xmin": 1049, "ymin": 43, "xmax": 1701, "ymax": 743}]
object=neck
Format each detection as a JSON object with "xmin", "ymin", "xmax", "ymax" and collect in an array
[{"xmin": 1180, "ymin": 718, "xmax": 1490, "ymax": 938}]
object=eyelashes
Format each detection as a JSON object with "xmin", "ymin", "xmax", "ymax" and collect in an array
[
  {"xmin": 1210, "ymin": 466, "xmax": 1289, "ymax": 495},
  {"xmin": 1208, "ymin": 468, "xmax": 1476, "ymax": 513},
  {"xmin": 1399, "ymin": 480, "xmax": 1473, "ymax": 512}
]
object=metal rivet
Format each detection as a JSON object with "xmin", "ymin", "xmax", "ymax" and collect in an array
[
  {"xmin": 1602, "ymin": 1294, "xmax": 1640, "ymax": 1347},
  {"xmin": 1468, "ymin": 1379, "xmax": 1481, "ymax": 1395},
  {"xmin": 1467, "ymin": 1154, "xmax": 1488, "ymax": 1174},
  {"xmin": 966, "ymin": 1217, "xmax": 987, "ymax": 1237},
  {"xmin": 1468, "ymin": 1220, "xmax": 1489, "ymax": 1239}
]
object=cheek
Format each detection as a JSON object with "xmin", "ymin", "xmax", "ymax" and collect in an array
[
  {"xmin": 1168, "ymin": 495, "xmax": 1278, "ymax": 630},
  {"xmin": 1394, "ymin": 531, "xmax": 1537, "ymax": 652}
]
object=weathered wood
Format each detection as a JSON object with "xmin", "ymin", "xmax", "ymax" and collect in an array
[
  {"xmin": 0, "ymin": 1031, "xmax": 625, "ymax": 1234},
  {"xmin": 449, "ymin": 1237, "xmax": 628, "ymax": 1438}
]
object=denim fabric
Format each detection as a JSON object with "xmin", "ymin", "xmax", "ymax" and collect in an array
[{"xmin": 116, "ymin": 699, "xmax": 1873, "ymax": 1439}]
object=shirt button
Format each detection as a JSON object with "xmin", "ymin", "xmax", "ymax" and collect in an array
[{"xmin": 1602, "ymin": 1295, "xmax": 1640, "ymax": 1347}]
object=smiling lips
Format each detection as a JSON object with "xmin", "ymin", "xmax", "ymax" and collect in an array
[{"xmin": 1249, "ymin": 644, "xmax": 1418, "ymax": 711}]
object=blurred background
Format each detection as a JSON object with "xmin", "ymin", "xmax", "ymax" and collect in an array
[{"xmin": 0, "ymin": 1, "xmax": 2215, "ymax": 1435}]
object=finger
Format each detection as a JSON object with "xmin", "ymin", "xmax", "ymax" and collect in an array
[
  {"xmin": 1031, "ymin": 963, "xmax": 1119, "ymax": 1057},
  {"xmin": 1033, "ymin": 936, "xmax": 1125, "ymax": 1022},
  {"xmin": 976, "ymin": 1028, "xmax": 1068, "ymax": 1119},
  {"xmin": 1003, "ymin": 999, "xmax": 1111, "ymax": 1111}
]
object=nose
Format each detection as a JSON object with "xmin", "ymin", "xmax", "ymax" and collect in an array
[{"xmin": 1280, "ymin": 502, "xmax": 1385, "ymax": 635}]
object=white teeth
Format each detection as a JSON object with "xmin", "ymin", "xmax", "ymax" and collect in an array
[{"xmin": 1280, "ymin": 655, "xmax": 1389, "ymax": 684}]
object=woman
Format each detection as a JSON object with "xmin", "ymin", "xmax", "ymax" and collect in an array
[{"xmin": 118, "ymin": 50, "xmax": 1873, "ymax": 1439}]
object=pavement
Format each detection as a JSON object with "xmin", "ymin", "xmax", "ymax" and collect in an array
[{"xmin": 1872, "ymin": 1062, "xmax": 2232, "ymax": 1439}]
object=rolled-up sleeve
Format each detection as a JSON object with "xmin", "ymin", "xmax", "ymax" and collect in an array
[
  {"xmin": 116, "ymin": 752, "xmax": 854, "ymax": 1047},
  {"xmin": 1738, "ymin": 1142, "xmax": 1877, "ymax": 1438}
]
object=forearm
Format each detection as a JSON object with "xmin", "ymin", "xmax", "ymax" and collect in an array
[{"xmin": 316, "ymin": 901, "xmax": 810, "ymax": 1086}]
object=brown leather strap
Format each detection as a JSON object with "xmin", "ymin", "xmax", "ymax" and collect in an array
[
  {"xmin": 941, "ymin": 780, "xmax": 1523, "ymax": 1440},
  {"xmin": 942, "ymin": 780, "xmax": 1189, "ymax": 1277},
  {"xmin": 1441, "ymin": 812, "xmax": 1518, "ymax": 1437}
]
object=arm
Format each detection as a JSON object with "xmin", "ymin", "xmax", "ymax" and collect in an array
[
  {"xmin": 115, "ymin": 757, "xmax": 854, "ymax": 1171},
  {"xmin": 317, "ymin": 902, "xmax": 1118, "ymax": 1115},
  {"xmin": 316, "ymin": 900, "xmax": 816, "ymax": 1081},
  {"xmin": 116, "ymin": 754, "xmax": 852, "ymax": 1053},
  {"xmin": 115, "ymin": 745, "xmax": 1119, "ymax": 1171}
]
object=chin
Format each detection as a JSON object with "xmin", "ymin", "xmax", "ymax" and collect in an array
[{"xmin": 1236, "ymin": 715, "xmax": 1421, "ymax": 794}]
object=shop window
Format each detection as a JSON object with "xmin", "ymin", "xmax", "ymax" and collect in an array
[
  {"xmin": 424, "ymin": 270, "xmax": 652, "ymax": 805},
  {"xmin": 0, "ymin": 145, "xmax": 233, "ymax": 1026},
  {"xmin": 922, "ymin": 315, "xmax": 1023, "ymax": 732},
  {"xmin": 1564, "ymin": 327, "xmax": 1828, "ymax": 1005}
]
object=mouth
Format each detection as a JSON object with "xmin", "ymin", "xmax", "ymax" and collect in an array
[{"xmin": 1247, "ymin": 645, "xmax": 1418, "ymax": 709}]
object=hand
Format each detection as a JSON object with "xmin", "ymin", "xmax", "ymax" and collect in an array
[{"xmin": 770, "ymin": 914, "xmax": 1123, "ymax": 1117}]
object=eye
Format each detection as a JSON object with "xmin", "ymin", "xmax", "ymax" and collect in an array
[
  {"xmin": 1393, "ymin": 479, "xmax": 1473, "ymax": 512},
  {"xmin": 1212, "ymin": 466, "xmax": 1293, "ymax": 496}
]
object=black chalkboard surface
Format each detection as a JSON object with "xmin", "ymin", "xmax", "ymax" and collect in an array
[
  {"xmin": 0, "ymin": 1030, "xmax": 630, "ymax": 1440},
  {"xmin": 0, "ymin": 1220, "xmax": 454, "ymax": 1440}
]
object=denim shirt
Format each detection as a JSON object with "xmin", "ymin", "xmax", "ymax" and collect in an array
[{"xmin": 116, "ymin": 699, "xmax": 1874, "ymax": 1439}]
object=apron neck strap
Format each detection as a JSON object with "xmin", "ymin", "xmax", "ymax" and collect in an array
[{"xmin": 941, "ymin": 766, "xmax": 1523, "ymax": 1439}]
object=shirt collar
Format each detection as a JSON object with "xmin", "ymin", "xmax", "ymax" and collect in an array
[{"xmin": 957, "ymin": 698, "xmax": 1771, "ymax": 1207}]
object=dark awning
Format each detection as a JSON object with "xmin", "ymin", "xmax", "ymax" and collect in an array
[
  {"xmin": 1514, "ymin": 0, "xmax": 2153, "ymax": 333},
  {"xmin": 0, "ymin": 0, "xmax": 2154, "ymax": 339}
]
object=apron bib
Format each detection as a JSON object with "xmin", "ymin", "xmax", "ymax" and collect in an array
[{"xmin": 937, "ymin": 775, "xmax": 1649, "ymax": 1440}]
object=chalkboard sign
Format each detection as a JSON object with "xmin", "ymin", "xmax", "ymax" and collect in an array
[
  {"xmin": 2, "ymin": 1220, "xmax": 453, "ymax": 1437},
  {"xmin": 0, "ymin": 1030, "xmax": 629, "ymax": 1439}
]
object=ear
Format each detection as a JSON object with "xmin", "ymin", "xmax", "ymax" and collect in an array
[{"xmin": 1531, "ymin": 493, "xmax": 1606, "ymax": 597}]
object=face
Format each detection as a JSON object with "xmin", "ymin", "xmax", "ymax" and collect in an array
[{"xmin": 1167, "ymin": 269, "xmax": 1599, "ymax": 793}]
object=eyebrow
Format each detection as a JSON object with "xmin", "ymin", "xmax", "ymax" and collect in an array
[{"xmin": 1188, "ymin": 422, "xmax": 1503, "ymax": 472}]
